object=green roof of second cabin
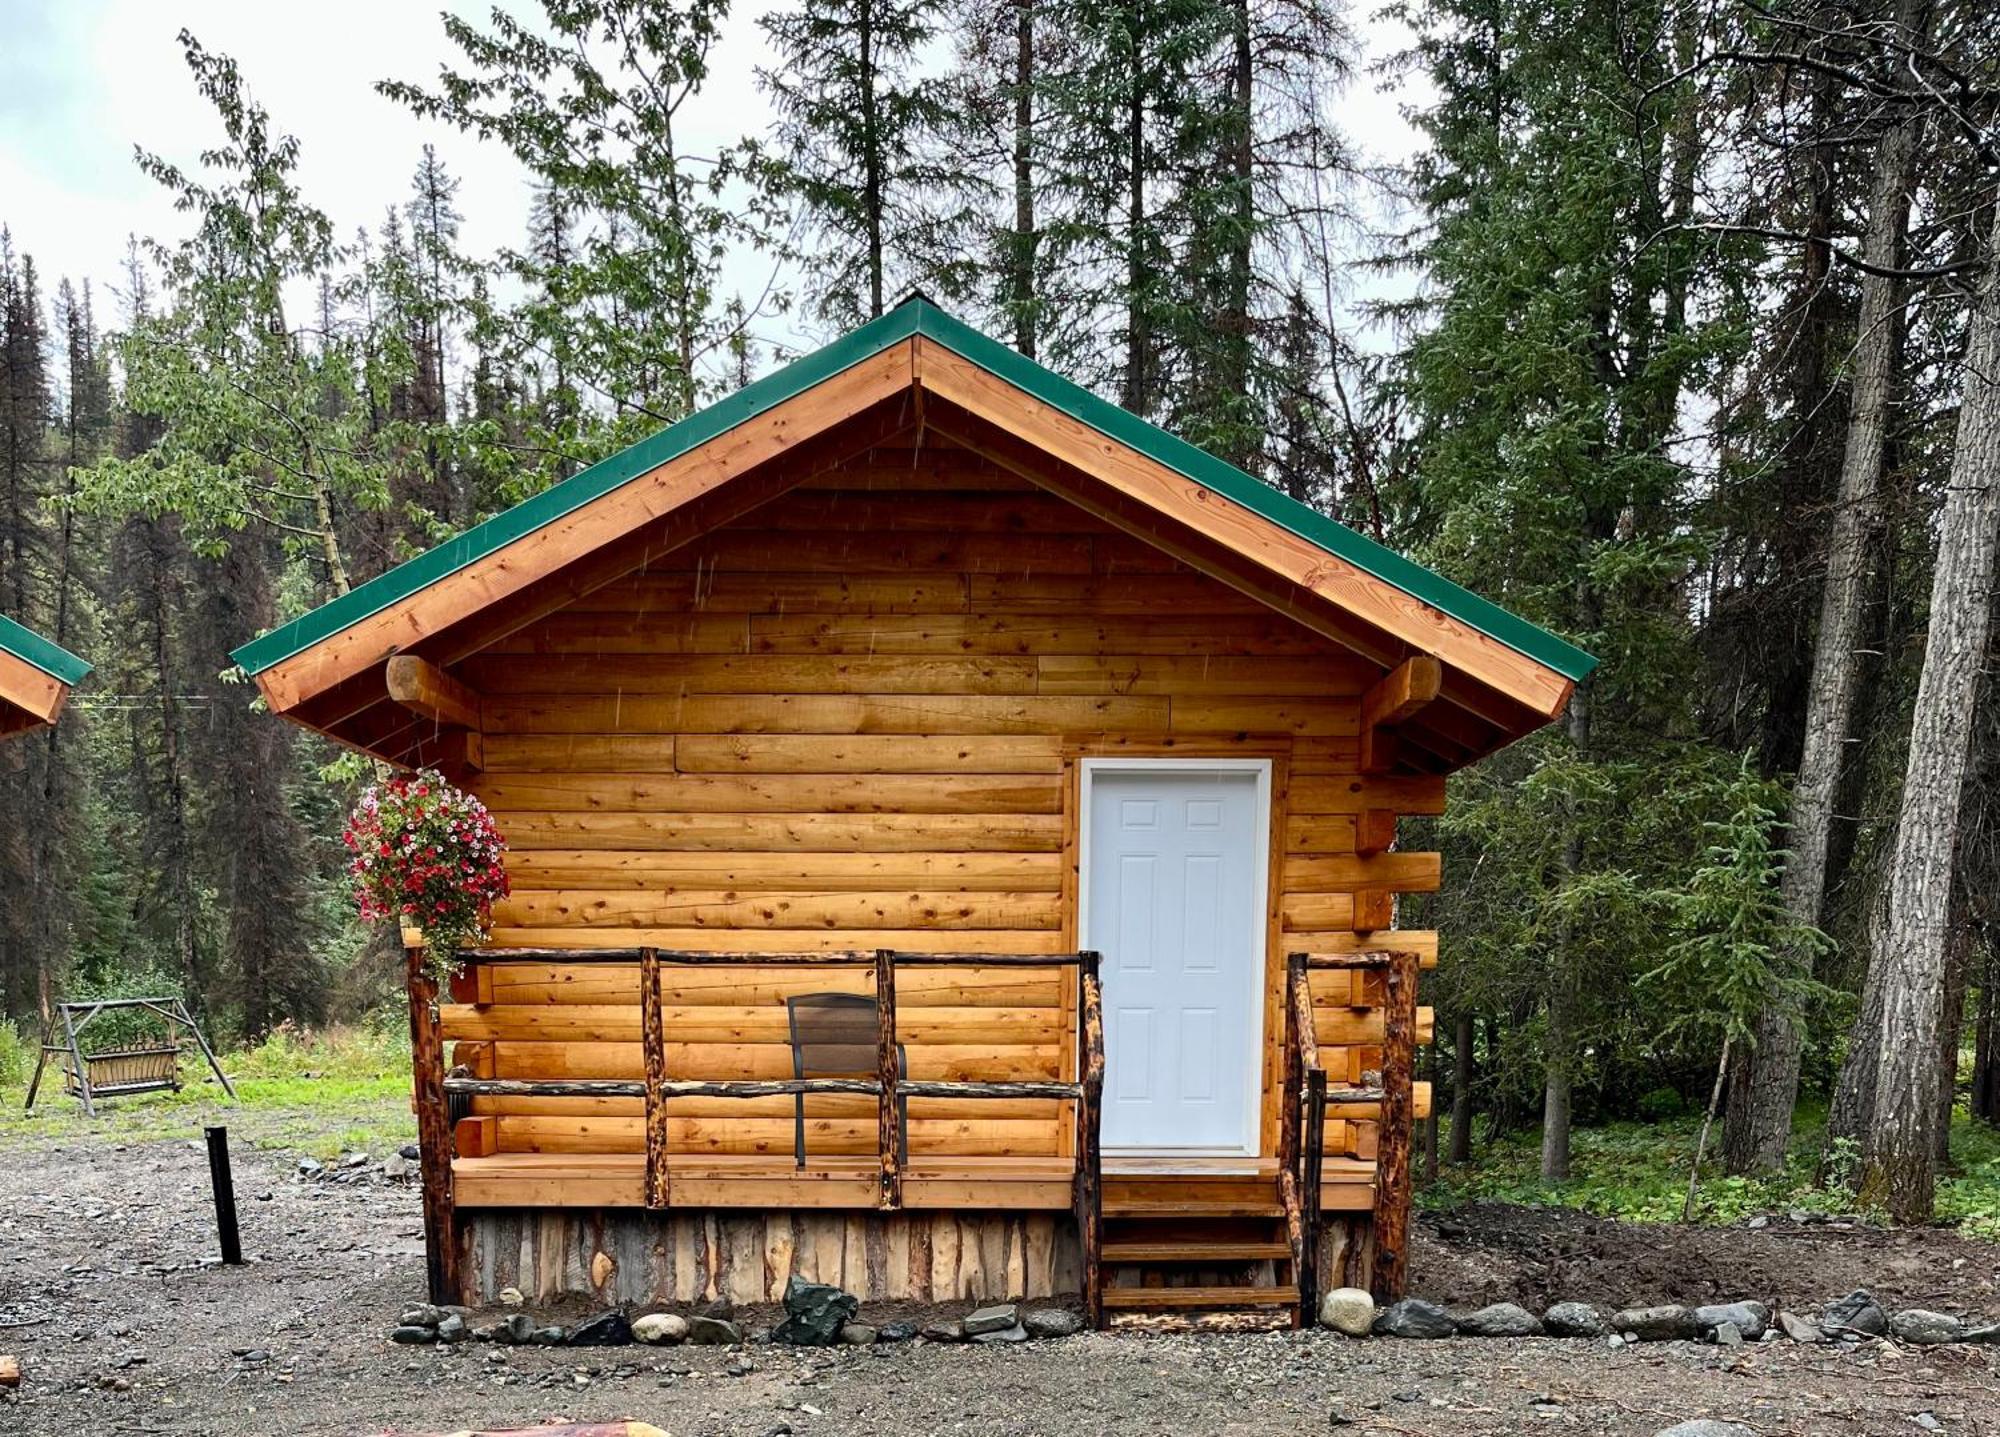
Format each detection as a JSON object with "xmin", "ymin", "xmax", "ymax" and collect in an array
[
  {"xmin": 0, "ymin": 612, "xmax": 88, "ymax": 737},
  {"xmin": 0, "ymin": 613, "xmax": 89, "ymax": 686}
]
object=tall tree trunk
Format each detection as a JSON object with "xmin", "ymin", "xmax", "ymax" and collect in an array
[
  {"xmin": 1856, "ymin": 201, "xmax": 2000, "ymax": 1222},
  {"xmin": 1935, "ymin": 904, "xmax": 1972, "ymax": 1167},
  {"xmin": 1010, "ymin": 0, "xmax": 1037, "ymax": 359},
  {"xmin": 1729, "ymin": 14, "xmax": 1929, "ymax": 1173},
  {"xmin": 1449, "ymin": 1011, "xmax": 1475, "ymax": 1163},
  {"xmin": 1120, "ymin": 3, "xmax": 1147, "ymax": 414},
  {"xmin": 1975, "ymin": 945, "xmax": 1999, "ymax": 1125},
  {"xmin": 859, "ymin": 0, "xmax": 884, "ymax": 320}
]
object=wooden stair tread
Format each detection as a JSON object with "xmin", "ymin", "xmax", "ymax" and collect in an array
[
  {"xmin": 1102, "ymin": 1240, "xmax": 1291, "ymax": 1262},
  {"xmin": 1101, "ymin": 1285, "xmax": 1300, "ymax": 1310},
  {"xmin": 1103, "ymin": 1197, "xmax": 1283, "ymax": 1217}
]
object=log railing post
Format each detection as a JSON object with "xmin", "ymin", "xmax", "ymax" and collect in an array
[
  {"xmin": 1279, "ymin": 952, "xmax": 1310, "ymax": 1324},
  {"xmin": 1371, "ymin": 948, "xmax": 1418, "ymax": 1301},
  {"xmin": 1304, "ymin": 1066, "xmax": 1327, "ymax": 1307},
  {"xmin": 1075, "ymin": 950, "xmax": 1105, "ymax": 1330},
  {"xmin": 406, "ymin": 946, "xmax": 459, "ymax": 1305},
  {"xmin": 875, "ymin": 949, "xmax": 903, "ymax": 1210},
  {"xmin": 640, "ymin": 946, "xmax": 669, "ymax": 1210}
]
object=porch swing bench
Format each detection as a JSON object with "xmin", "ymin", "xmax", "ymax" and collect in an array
[{"xmin": 24, "ymin": 997, "xmax": 235, "ymax": 1116}]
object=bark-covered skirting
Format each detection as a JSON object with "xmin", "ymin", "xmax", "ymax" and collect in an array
[{"xmin": 457, "ymin": 1208, "xmax": 1082, "ymax": 1307}]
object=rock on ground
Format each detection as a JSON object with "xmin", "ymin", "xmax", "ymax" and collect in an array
[
  {"xmin": 685, "ymin": 1315, "xmax": 742, "ymax": 1345},
  {"xmin": 1693, "ymin": 1302, "xmax": 1768, "ymax": 1342},
  {"xmin": 963, "ymin": 1304, "xmax": 1021, "ymax": 1336},
  {"xmin": 1457, "ymin": 1302, "xmax": 1542, "ymax": 1337},
  {"xmin": 773, "ymin": 1277, "xmax": 859, "ymax": 1347},
  {"xmin": 1613, "ymin": 1306, "xmax": 1696, "ymax": 1342},
  {"xmin": 1777, "ymin": 1311, "xmax": 1823, "ymax": 1343},
  {"xmin": 1890, "ymin": 1310, "xmax": 1963, "ymax": 1346},
  {"xmin": 1318, "ymin": 1287, "xmax": 1375, "ymax": 1337},
  {"xmin": 1654, "ymin": 1423, "xmax": 1754, "ymax": 1437},
  {"xmin": 1373, "ymin": 1299, "xmax": 1455, "ymax": 1339},
  {"xmin": 1543, "ymin": 1302, "xmax": 1608, "ymax": 1338},
  {"xmin": 632, "ymin": 1313, "xmax": 688, "ymax": 1345},
  {"xmin": 1023, "ymin": 1309, "xmax": 1084, "ymax": 1339},
  {"xmin": 566, "ymin": 1311, "xmax": 632, "ymax": 1346},
  {"xmin": 1821, "ymin": 1289, "xmax": 1889, "ymax": 1337}
]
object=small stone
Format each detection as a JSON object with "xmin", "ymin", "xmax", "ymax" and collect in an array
[
  {"xmin": 1543, "ymin": 1302, "xmax": 1608, "ymax": 1338},
  {"xmin": 1329, "ymin": 1408, "xmax": 1356, "ymax": 1427},
  {"xmin": 497, "ymin": 1286, "xmax": 525, "ymax": 1308},
  {"xmin": 1023, "ymin": 1308, "xmax": 1085, "ymax": 1339},
  {"xmin": 1694, "ymin": 1302, "xmax": 1768, "ymax": 1342},
  {"xmin": 236, "ymin": 1349, "xmax": 271, "ymax": 1364},
  {"xmin": 1712, "ymin": 1322, "xmax": 1742, "ymax": 1348},
  {"xmin": 1890, "ymin": 1310, "xmax": 1963, "ymax": 1346},
  {"xmin": 568, "ymin": 1311, "xmax": 634, "ymax": 1346},
  {"xmin": 633, "ymin": 1313, "xmax": 689, "ymax": 1345},
  {"xmin": 1611, "ymin": 1305, "xmax": 1696, "ymax": 1342},
  {"xmin": 1822, "ymin": 1289, "xmax": 1889, "ymax": 1337},
  {"xmin": 502, "ymin": 1313, "xmax": 535, "ymax": 1344},
  {"xmin": 1318, "ymin": 1287, "xmax": 1375, "ymax": 1337},
  {"xmin": 340, "ymin": 1150, "xmax": 370, "ymax": 1168},
  {"xmin": 1458, "ymin": 1302, "xmax": 1542, "ymax": 1337},
  {"xmin": 399, "ymin": 1305, "xmax": 444, "ymax": 1329},
  {"xmin": 531, "ymin": 1326, "xmax": 566, "ymax": 1345},
  {"xmin": 963, "ymin": 1303, "xmax": 1021, "ymax": 1335},
  {"xmin": 686, "ymin": 1315, "xmax": 742, "ymax": 1346},
  {"xmin": 839, "ymin": 1322, "xmax": 877, "ymax": 1345},
  {"xmin": 727, "ymin": 1357, "xmax": 754, "ymax": 1376},
  {"xmin": 1913, "ymin": 1413, "xmax": 1943, "ymax": 1433},
  {"xmin": 381, "ymin": 1153, "xmax": 413, "ymax": 1180},
  {"xmin": 1746, "ymin": 1214, "xmax": 1769, "ymax": 1229},
  {"xmin": 296, "ymin": 1157, "xmax": 323, "ymax": 1178},
  {"xmin": 921, "ymin": 1320, "xmax": 965, "ymax": 1342},
  {"xmin": 878, "ymin": 1321, "xmax": 919, "ymax": 1342},
  {"xmin": 774, "ymin": 1276, "xmax": 859, "ymax": 1347},
  {"xmin": 399, "ymin": 1142, "xmax": 420, "ymax": 1160},
  {"xmin": 1777, "ymin": 1311, "xmax": 1823, "ymax": 1344},
  {"xmin": 472, "ymin": 1322, "xmax": 506, "ymax": 1343},
  {"xmin": 971, "ymin": 1323, "xmax": 1030, "ymax": 1343},
  {"xmin": 436, "ymin": 1314, "xmax": 467, "ymax": 1344},
  {"xmin": 389, "ymin": 1325, "xmax": 434, "ymax": 1345},
  {"xmin": 1963, "ymin": 1321, "xmax": 2000, "ymax": 1344},
  {"xmin": 1372, "ymin": 1298, "xmax": 1455, "ymax": 1339},
  {"xmin": 1652, "ymin": 1423, "xmax": 1754, "ymax": 1437}
]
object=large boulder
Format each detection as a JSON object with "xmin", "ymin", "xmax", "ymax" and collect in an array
[
  {"xmin": 1024, "ymin": 1308, "xmax": 1085, "ymax": 1339},
  {"xmin": 1458, "ymin": 1302, "xmax": 1543, "ymax": 1337},
  {"xmin": 1372, "ymin": 1298, "xmax": 1455, "ymax": 1339},
  {"xmin": 1890, "ymin": 1310, "xmax": 1963, "ymax": 1346},
  {"xmin": 1693, "ymin": 1302, "xmax": 1768, "ymax": 1342},
  {"xmin": 1543, "ymin": 1302, "xmax": 1608, "ymax": 1338},
  {"xmin": 1821, "ymin": 1289, "xmax": 1889, "ymax": 1338},
  {"xmin": 633, "ymin": 1313, "xmax": 689, "ymax": 1345},
  {"xmin": 1319, "ymin": 1288, "xmax": 1376, "ymax": 1337},
  {"xmin": 1611, "ymin": 1305, "xmax": 1696, "ymax": 1342},
  {"xmin": 566, "ymin": 1310, "xmax": 633, "ymax": 1346},
  {"xmin": 773, "ymin": 1277, "xmax": 859, "ymax": 1347}
]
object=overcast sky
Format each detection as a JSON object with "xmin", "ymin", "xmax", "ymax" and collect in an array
[{"xmin": 0, "ymin": 0, "xmax": 1424, "ymax": 363}]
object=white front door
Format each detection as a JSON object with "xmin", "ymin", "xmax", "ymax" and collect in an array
[{"xmin": 1082, "ymin": 762, "xmax": 1268, "ymax": 1158}]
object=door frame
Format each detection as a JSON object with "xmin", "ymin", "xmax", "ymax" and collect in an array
[{"xmin": 1076, "ymin": 756, "xmax": 1274, "ymax": 1160}]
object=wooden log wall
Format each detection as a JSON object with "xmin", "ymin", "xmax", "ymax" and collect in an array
[
  {"xmin": 444, "ymin": 442, "xmax": 1437, "ymax": 1181},
  {"xmin": 457, "ymin": 1208, "xmax": 1081, "ymax": 1306}
]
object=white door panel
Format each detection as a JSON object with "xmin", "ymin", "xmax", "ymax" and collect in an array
[{"xmin": 1083, "ymin": 764, "xmax": 1265, "ymax": 1156}]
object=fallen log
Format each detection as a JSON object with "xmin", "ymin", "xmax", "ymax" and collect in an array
[{"xmin": 0, "ymin": 1354, "xmax": 20, "ymax": 1388}]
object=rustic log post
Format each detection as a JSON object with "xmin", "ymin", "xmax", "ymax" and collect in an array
[
  {"xmin": 641, "ymin": 946, "xmax": 669, "ymax": 1210},
  {"xmin": 1372, "ymin": 948, "xmax": 1418, "ymax": 1301},
  {"xmin": 406, "ymin": 946, "xmax": 459, "ymax": 1305},
  {"xmin": 1304, "ymin": 1066, "xmax": 1327, "ymax": 1309},
  {"xmin": 1279, "ymin": 953, "xmax": 1307, "ymax": 1325},
  {"xmin": 875, "ymin": 949, "xmax": 903, "ymax": 1210},
  {"xmin": 1076, "ymin": 950, "xmax": 1105, "ymax": 1329},
  {"xmin": 61, "ymin": 1006, "xmax": 94, "ymax": 1117}
]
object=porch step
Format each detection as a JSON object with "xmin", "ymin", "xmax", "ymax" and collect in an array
[
  {"xmin": 1103, "ymin": 1194, "xmax": 1283, "ymax": 1217},
  {"xmin": 1103, "ymin": 1239, "xmax": 1292, "ymax": 1263},
  {"xmin": 1101, "ymin": 1284, "xmax": 1300, "ymax": 1310}
]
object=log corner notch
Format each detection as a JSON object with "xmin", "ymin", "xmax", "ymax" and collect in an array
[
  {"xmin": 1359, "ymin": 655, "xmax": 1442, "ymax": 774},
  {"xmin": 385, "ymin": 654, "xmax": 485, "ymax": 779}
]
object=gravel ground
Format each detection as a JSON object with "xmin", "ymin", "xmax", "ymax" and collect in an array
[{"xmin": 3, "ymin": 1135, "xmax": 1999, "ymax": 1436}]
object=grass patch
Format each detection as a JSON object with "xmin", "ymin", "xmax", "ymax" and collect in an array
[
  {"xmin": 1422, "ymin": 1110, "xmax": 2000, "ymax": 1238},
  {"xmin": 0, "ymin": 1016, "xmax": 415, "ymax": 1162}
]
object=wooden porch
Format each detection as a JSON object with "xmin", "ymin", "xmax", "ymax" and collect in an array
[{"xmin": 409, "ymin": 944, "xmax": 1417, "ymax": 1327}]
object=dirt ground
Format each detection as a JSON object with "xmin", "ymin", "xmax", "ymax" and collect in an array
[{"xmin": 3, "ymin": 1137, "xmax": 1999, "ymax": 1437}]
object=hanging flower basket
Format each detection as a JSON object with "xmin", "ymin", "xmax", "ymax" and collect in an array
[{"xmin": 343, "ymin": 769, "xmax": 510, "ymax": 987}]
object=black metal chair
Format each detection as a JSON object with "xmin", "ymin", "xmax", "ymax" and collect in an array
[{"xmin": 786, "ymin": 992, "xmax": 909, "ymax": 1169}]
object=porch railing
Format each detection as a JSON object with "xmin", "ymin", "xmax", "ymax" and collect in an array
[
  {"xmin": 1280, "ymin": 948, "xmax": 1419, "ymax": 1316},
  {"xmin": 412, "ymin": 945, "xmax": 1106, "ymax": 1323}
]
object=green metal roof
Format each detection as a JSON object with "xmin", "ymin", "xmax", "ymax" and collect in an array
[
  {"xmin": 0, "ymin": 612, "xmax": 89, "ymax": 687},
  {"xmin": 232, "ymin": 298, "xmax": 1595, "ymax": 686}
]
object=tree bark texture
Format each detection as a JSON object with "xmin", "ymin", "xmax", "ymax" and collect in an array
[{"xmin": 1857, "ymin": 200, "xmax": 2000, "ymax": 1222}]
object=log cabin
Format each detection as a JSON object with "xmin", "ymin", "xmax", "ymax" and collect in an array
[
  {"xmin": 0, "ymin": 613, "xmax": 87, "ymax": 740},
  {"xmin": 231, "ymin": 298, "xmax": 1593, "ymax": 1329}
]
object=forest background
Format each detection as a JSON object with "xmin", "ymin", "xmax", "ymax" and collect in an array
[{"xmin": 1, "ymin": 0, "xmax": 1996, "ymax": 1223}]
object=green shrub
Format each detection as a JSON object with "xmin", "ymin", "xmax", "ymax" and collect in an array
[{"xmin": 1636, "ymin": 1086, "xmax": 1686, "ymax": 1121}]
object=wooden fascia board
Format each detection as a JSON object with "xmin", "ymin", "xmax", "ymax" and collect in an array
[
  {"xmin": 250, "ymin": 340, "xmax": 919, "ymax": 717},
  {"xmin": 0, "ymin": 647, "xmax": 67, "ymax": 733},
  {"xmin": 911, "ymin": 335, "xmax": 1576, "ymax": 723}
]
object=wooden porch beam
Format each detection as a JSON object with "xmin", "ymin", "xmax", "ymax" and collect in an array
[
  {"xmin": 1359, "ymin": 657, "xmax": 1441, "ymax": 773},
  {"xmin": 386, "ymin": 655, "xmax": 484, "ymax": 733}
]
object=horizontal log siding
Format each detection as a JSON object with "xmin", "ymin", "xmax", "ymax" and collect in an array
[{"xmin": 449, "ymin": 446, "xmax": 1433, "ymax": 1180}]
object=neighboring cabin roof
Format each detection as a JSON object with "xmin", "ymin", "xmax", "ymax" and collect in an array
[
  {"xmin": 232, "ymin": 298, "xmax": 1593, "ymax": 766},
  {"xmin": 0, "ymin": 613, "xmax": 89, "ymax": 738}
]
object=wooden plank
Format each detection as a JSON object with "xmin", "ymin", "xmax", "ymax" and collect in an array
[
  {"xmin": 678, "ymin": 530, "xmax": 1099, "ymax": 574},
  {"xmin": 462, "ymin": 653, "xmax": 1042, "ymax": 697},
  {"xmin": 483, "ymin": 693, "xmax": 1170, "ymax": 736},
  {"xmin": 386, "ymin": 655, "xmax": 484, "ymax": 732},
  {"xmin": 0, "ymin": 646, "xmax": 68, "ymax": 730},
  {"xmin": 1037, "ymin": 655, "xmax": 1374, "ymax": 697},
  {"xmin": 1100, "ymin": 1285, "xmax": 1299, "ymax": 1309},
  {"xmin": 1169, "ymin": 699, "xmax": 1358, "ymax": 737},
  {"xmin": 746, "ymin": 612, "xmax": 1328, "ymax": 657},
  {"xmin": 492, "ymin": 889, "xmax": 1062, "ymax": 931},
  {"xmin": 1281, "ymin": 853, "xmax": 1440, "ymax": 892},
  {"xmin": 471, "ymin": 772, "xmax": 1064, "ymax": 814},
  {"xmin": 485, "ymin": 961, "xmax": 1062, "ymax": 1007},
  {"xmin": 492, "ymin": 812, "xmax": 1065, "ymax": 853},
  {"xmin": 440, "ymin": 1004, "xmax": 1065, "ymax": 1044},
  {"xmin": 254, "ymin": 341, "xmax": 919, "ymax": 713},
  {"xmin": 487, "ymin": 611, "xmax": 753, "ymax": 655},
  {"xmin": 673, "ymin": 733, "xmax": 1066, "ymax": 774},
  {"xmin": 484, "ymin": 928, "xmax": 1075, "ymax": 955},
  {"xmin": 489, "ymin": 1114, "xmax": 1061, "ymax": 1158},
  {"xmin": 1289, "ymin": 774, "xmax": 1446, "ymax": 816}
]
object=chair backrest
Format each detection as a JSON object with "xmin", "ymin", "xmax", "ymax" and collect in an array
[{"xmin": 787, "ymin": 992, "xmax": 881, "ymax": 1078}]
